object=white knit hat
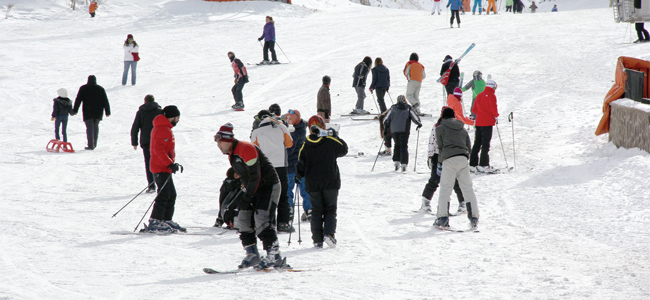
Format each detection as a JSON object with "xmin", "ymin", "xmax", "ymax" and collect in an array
[
  {"xmin": 57, "ymin": 88, "xmax": 68, "ymax": 98},
  {"xmin": 486, "ymin": 79, "xmax": 497, "ymax": 89}
]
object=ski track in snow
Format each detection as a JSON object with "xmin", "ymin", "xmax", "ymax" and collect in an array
[{"xmin": 1, "ymin": 0, "xmax": 650, "ymax": 299}]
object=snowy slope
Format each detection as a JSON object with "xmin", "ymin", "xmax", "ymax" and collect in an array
[{"xmin": 1, "ymin": 0, "xmax": 649, "ymax": 299}]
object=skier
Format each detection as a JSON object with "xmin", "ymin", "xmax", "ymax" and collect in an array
[
  {"xmin": 215, "ymin": 168, "xmax": 242, "ymax": 230},
  {"xmin": 228, "ymin": 52, "xmax": 249, "ymax": 110},
  {"xmin": 432, "ymin": 0, "xmax": 442, "ymax": 15},
  {"xmin": 383, "ymin": 95, "xmax": 423, "ymax": 172},
  {"xmin": 447, "ymin": 88, "xmax": 474, "ymax": 126},
  {"xmin": 472, "ymin": 0, "xmax": 482, "ymax": 15},
  {"xmin": 447, "ymin": 0, "xmax": 462, "ymax": 28},
  {"xmin": 72, "ymin": 75, "xmax": 110, "ymax": 150},
  {"xmin": 257, "ymin": 16, "xmax": 279, "ymax": 65},
  {"xmin": 215, "ymin": 123, "xmax": 287, "ymax": 269},
  {"xmin": 269, "ymin": 103, "xmax": 282, "ymax": 120},
  {"xmin": 529, "ymin": 1, "xmax": 537, "ymax": 13},
  {"xmin": 487, "ymin": 0, "xmax": 497, "ymax": 14},
  {"xmin": 51, "ymin": 88, "xmax": 73, "ymax": 143},
  {"xmin": 89, "ymin": 0, "xmax": 98, "ymax": 18},
  {"xmin": 251, "ymin": 114, "xmax": 295, "ymax": 233},
  {"xmin": 403, "ymin": 53, "xmax": 426, "ymax": 115},
  {"xmin": 420, "ymin": 110, "xmax": 466, "ymax": 214},
  {"xmin": 635, "ymin": 23, "xmax": 650, "ymax": 43},
  {"xmin": 350, "ymin": 56, "xmax": 372, "ymax": 115},
  {"xmin": 462, "ymin": 70, "xmax": 486, "ymax": 119},
  {"xmin": 551, "ymin": 4, "xmax": 558, "ymax": 12},
  {"xmin": 440, "ymin": 55, "xmax": 461, "ymax": 96},
  {"xmin": 505, "ymin": 0, "xmax": 513, "ymax": 12},
  {"xmin": 284, "ymin": 109, "xmax": 312, "ymax": 221},
  {"xmin": 369, "ymin": 57, "xmax": 391, "ymax": 113},
  {"xmin": 122, "ymin": 34, "xmax": 139, "ymax": 86},
  {"xmin": 147, "ymin": 105, "xmax": 185, "ymax": 233},
  {"xmin": 513, "ymin": 0, "xmax": 524, "ymax": 13},
  {"xmin": 434, "ymin": 107, "xmax": 479, "ymax": 230},
  {"xmin": 470, "ymin": 79, "xmax": 499, "ymax": 173},
  {"xmin": 131, "ymin": 94, "xmax": 163, "ymax": 193},
  {"xmin": 317, "ymin": 75, "xmax": 332, "ymax": 123},
  {"xmin": 296, "ymin": 116, "xmax": 348, "ymax": 248},
  {"xmin": 461, "ymin": 0, "xmax": 470, "ymax": 14}
]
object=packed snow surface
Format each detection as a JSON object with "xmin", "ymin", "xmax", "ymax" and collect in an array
[{"xmin": 1, "ymin": 0, "xmax": 648, "ymax": 299}]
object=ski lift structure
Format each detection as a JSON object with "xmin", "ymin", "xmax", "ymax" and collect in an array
[{"xmin": 613, "ymin": 0, "xmax": 650, "ymax": 23}]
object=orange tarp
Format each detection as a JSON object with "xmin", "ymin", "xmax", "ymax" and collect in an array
[{"xmin": 595, "ymin": 56, "xmax": 650, "ymax": 135}]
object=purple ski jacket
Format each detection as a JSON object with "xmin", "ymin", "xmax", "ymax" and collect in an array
[{"xmin": 259, "ymin": 22, "xmax": 276, "ymax": 42}]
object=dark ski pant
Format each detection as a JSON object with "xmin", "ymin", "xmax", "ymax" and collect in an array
[
  {"xmin": 375, "ymin": 88, "xmax": 388, "ymax": 113},
  {"xmin": 444, "ymin": 81, "xmax": 459, "ymax": 96},
  {"xmin": 422, "ymin": 154, "xmax": 464, "ymax": 205},
  {"xmin": 505, "ymin": 5, "xmax": 512, "ymax": 12},
  {"xmin": 275, "ymin": 167, "xmax": 291, "ymax": 224},
  {"xmin": 309, "ymin": 189, "xmax": 338, "ymax": 243},
  {"xmin": 54, "ymin": 115, "xmax": 68, "ymax": 142},
  {"xmin": 150, "ymin": 172, "xmax": 176, "ymax": 221},
  {"xmin": 232, "ymin": 80, "xmax": 246, "ymax": 105},
  {"xmin": 636, "ymin": 23, "xmax": 650, "ymax": 41},
  {"xmin": 450, "ymin": 10, "xmax": 460, "ymax": 26},
  {"xmin": 238, "ymin": 183, "xmax": 280, "ymax": 250},
  {"xmin": 263, "ymin": 41, "xmax": 278, "ymax": 62},
  {"xmin": 142, "ymin": 145, "xmax": 154, "ymax": 188},
  {"xmin": 84, "ymin": 118, "xmax": 100, "ymax": 149},
  {"xmin": 470, "ymin": 126, "xmax": 493, "ymax": 167},
  {"xmin": 90, "ymin": 12, "xmax": 95, "ymax": 17},
  {"xmin": 392, "ymin": 132, "xmax": 410, "ymax": 165}
]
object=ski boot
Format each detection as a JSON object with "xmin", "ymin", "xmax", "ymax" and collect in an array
[
  {"xmin": 324, "ymin": 234, "xmax": 337, "ymax": 248},
  {"xmin": 434, "ymin": 216, "xmax": 449, "ymax": 228},
  {"xmin": 259, "ymin": 60, "xmax": 270, "ymax": 65},
  {"xmin": 270, "ymin": 60, "xmax": 280, "ymax": 64},
  {"xmin": 419, "ymin": 197, "xmax": 432, "ymax": 213},
  {"xmin": 165, "ymin": 220, "xmax": 187, "ymax": 232},
  {"xmin": 456, "ymin": 201, "xmax": 467, "ymax": 214},
  {"xmin": 301, "ymin": 209, "xmax": 312, "ymax": 222},
  {"xmin": 258, "ymin": 241, "xmax": 289, "ymax": 269},
  {"xmin": 401, "ymin": 164, "xmax": 407, "ymax": 173},
  {"xmin": 470, "ymin": 217, "xmax": 479, "ymax": 230},
  {"xmin": 394, "ymin": 161, "xmax": 400, "ymax": 171},
  {"xmin": 143, "ymin": 219, "xmax": 177, "ymax": 233},
  {"xmin": 238, "ymin": 244, "xmax": 262, "ymax": 269},
  {"xmin": 277, "ymin": 222, "xmax": 295, "ymax": 233}
]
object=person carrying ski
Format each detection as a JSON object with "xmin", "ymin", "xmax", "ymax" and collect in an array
[
  {"xmin": 403, "ymin": 53, "xmax": 426, "ymax": 115},
  {"xmin": 470, "ymin": 79, "xmax": 499, "ymax": 173},
  {"xmin": 147, "ymin": 105, "xmax": 185, "ymax": 233},
  {"xmin": 434, "ymin": 107, "xmax": 479, "ymax": 230},
  {"xmin": 131, "ymin": 94, "xmax": 163, "ymax": 193},
  {"xmin": 251, "ymin": 114, "xmax": 295, "ymax": 233},
  {"xmin": 285, "ymin": 109, "xmax": 312, "ymax": 221},
  {"xmin": 89, "ymin": 1, "xmax": 98, "ymax": 18},
  {"xmin": 228, "ymin": 51, "xmax": 249, "ymax": 110},
  {"xmin": 215, "ymin": 123, "xmax": 287, "ymax": 269},
  {"xmin": 432, "ymin": 0, "xmax": 442, "ymax": 15},
  {"xmin": 296, "ymin": 116, "xmax": 348, "ymax": 248},
  {"xmin": 447, "ymin": 0, "xmax": 462, "ymax": 28},
  {"xmin": 72, "ymin": 75, "xmax": 110, "ymax": 150},
  {"xmin": 383, "ymin": 95, "xmax": 422, "ymax": 172},
  {"xmin": 440, "ymin": 55, "xmax": 461, "ymax": 96},
  {"xmin": 472, "ymin": 0, "xmax": 482, "ymax": 15},
  {"xmin": 487, "ymin": 0, "xmax": 497, "ymax": 14},
  {"xmin": 51, "ymin": 88, "xmax": 73, "ymax": 143},
  {"xmin": 462, "ymin": 70, "xmax": 486, "ymax": 119},
  {"xmin": 351, "ymin": 56, "xmax": 372, "ymax": 115},
  {"xmin": 369, "ymin": 57, "xmax": 391, "ymax": 113},
  {"xmin": 447, "ymin": 88, "xmax": 474, "ymax": 126},
  {"xmin": 317, "ymin": 75, "xmax": 332, "ymax": 123},
  {"xmin": 215, "ymin": 168, "xmax": 242, "ymax": 230},
  {"xmin": 257, "ymin": 16, "xmax": 279, "ymax": 64}
]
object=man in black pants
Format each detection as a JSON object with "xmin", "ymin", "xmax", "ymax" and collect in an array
[
  {"xmin": 131, "ymin": 94, "xmax": 162, "ymax": 193},
  {"xmin": 470, "ymin": 80, "xmax": 499, "ymax": 173},
  {"xmin": 72, "ymin": 75, "xmax": 110, "ymax": 150},
  {"xmin": 296, "ymin": 120, "xmax": 348, "ymax": 248},
  {"xmin": 635, "ymin": 22, "xmax": 650, "ymax": 43},
  {"xmin": 440, "ymin": 55, "xmax": 461, "ymax": 96},
  {"xmin": 383, "ymin": 95, "xmax": 422, "ymax": 172}
]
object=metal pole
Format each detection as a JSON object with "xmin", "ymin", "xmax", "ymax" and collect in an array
[
  {"xmin": 370, "ymin": 91, "xmax": 380, "ymax": 114},
  {"xmin": 371, "ymin": 139, "xmax": 385, "ymax": 172},
  {"xmin": 495, "ymin": 124, "xmax": 509, "ymax": 169},
  {"xmin": 275, "ymin": 42, "xmax": 291, "ymax": 64},
  {"xmin": 386, "ymin": 90, "xmax": 395, "ymax": 105},
  {"xmin": 133, "ymin": 175, "xmax": 171, "ymax": 232},
  {"xmin": 288, "ymin": 184, "xmax": 299, "ymax": 246},
  {"xmin": 111, "ymin": 183, "xmax": 153, "ymax": 218},
  {"xmin": 413, "ymin": 128, "xmax": 420, "ymax": 172},
  {"xmin": 509, "ymin": 112, "xmax": 516, "ymax": 170}
]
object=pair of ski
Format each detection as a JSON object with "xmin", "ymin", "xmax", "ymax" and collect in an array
[
  {"xmin": 110, "ymin": 226, "xmax": 233, "ymax": 236},
  {"xmin": 471, "ymin": 166, "xmax": 514, "ymax": 175},
  {"xmin": 435, "ymin": 225, "xmax": 479, "ymax": 233},
  {"xmin": 204, "ymin": 258, "xmax": 312, "ymax": 275}
]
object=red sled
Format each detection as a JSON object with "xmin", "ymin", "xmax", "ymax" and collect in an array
[{"xmin": 47, "ymin": 139, "xmax": 75, "ymax": 153}]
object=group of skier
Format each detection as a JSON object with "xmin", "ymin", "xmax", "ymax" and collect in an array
[{"xmin": 433, "ymin": 0, "xmax": 536, "ymax": 21}]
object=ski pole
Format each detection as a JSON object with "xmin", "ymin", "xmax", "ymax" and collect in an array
[
  {"xmin": 413, "ymin": 127, "xmax": 420, "ymax": 172},
  {"xmin": 111, "ymin": 182, "xmax": 154, "ymax": 218},
  {"xmin": 509, "ymin": 112, "xmax": 516, "ymax": 170},
  {"xmin": 370, "ymin": 91, "xmax": 380, "ymax": 114},
  {"xmin": 495, "ymin": 123, "xmax": 509, "ymax": 169},
  {"xmin": 386, "ymin": 90, "xmax": 395, "ymax": 105},
  {"xmin": 275, "ymin": 42, "xmax": 291, "ymax": 64},
  {"xmin": 288, "ymin": 184, "xmax": 299, "ymax": 246},
  {"xmin": 371, "ymin": 139, "xmax": 385, "ymax": 172},
  {"xmin": 296, "ymin": 185, "xmax": 302, "ymax": 245},
  {"xmin": 133, "ymin": 175, "xmax": 171, "ymax": 232}
]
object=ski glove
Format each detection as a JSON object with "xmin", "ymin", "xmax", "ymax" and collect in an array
[
  {"xmin": 328, "ymin": 128, "xmax": 338, "ymax": 137},
  {"xmin": 168, "ymin": 163, "xmax": 183, "ymax": 174},
  {"xmin": 258, "ymin": 37, "xmax": 263, "ymax": 41},
  {"xmin": 494, "ymin": 117, "xmax": 498, "ymax": 125},
  {"xmin": 416, "ymin": 124, "xmax": 422, "ymax": 130}
]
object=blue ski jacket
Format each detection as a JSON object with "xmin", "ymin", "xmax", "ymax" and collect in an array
[{"xmin": 447, "ymin": 0, "xmax": 462, "ymax": 10}]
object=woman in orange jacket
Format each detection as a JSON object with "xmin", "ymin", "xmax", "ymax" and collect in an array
[
  {"xmin": 89, "ymin": 1, "xmax": 98, "ymax": 18},
  {"xmin": 447, "ymin": 87, "xmax": 474, "ymax": 126}
]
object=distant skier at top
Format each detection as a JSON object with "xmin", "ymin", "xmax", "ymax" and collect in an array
[
  {"xmin": 486, "ymin": 0, "xmax": 497, "ymax": 14},
  {"xmin": 228, "ymin": 51, "xmax": 249, "ymax": 110},
  {"xmin": 472, "ymin": 0, "xmax": 482, "ymax": 15},
  {"xmin": 551, "ymin": 4, "xmax": 558, "ymax": 12},
  {"xmin": 89, "ymin": 1, "xmax": 98, "ymax": 18},
  {"xmin": 447, "ymin": 0, "xmax": 462, "ymax": 28},
  {"xmin": 432, "ymin": 0, "xmax": 442, "ymax": 15},
  {"xmin": 257, "ymin": 16, "xmax": 279, "ymax": 65},
  {"xmin": 529, "ymin": 1, "xmax": 538, "ymax": 13}
]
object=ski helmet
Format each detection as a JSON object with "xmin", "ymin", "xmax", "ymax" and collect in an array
[
  {"xmin": 269, "ymin": 103, "xmax": 281, "ymax": 116},
  {"xmin": 473, "ymin": 70, "xmax": 482, "ymax": 80},
  {"xmin": 308, "ymin": 115, "xmax": 326, "ymax": 132}
]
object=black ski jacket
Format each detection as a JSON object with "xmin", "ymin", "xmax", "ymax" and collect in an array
[
  {"xmin": 297, "ymin": 134, "xmax": 348, "ymax": 192},
  {"xmin": 73, "ymin": 75, "xmax": 110, "ymax": 121},
  {"xmin": 440, "ymin": 61, "xmax": 461, "ymax": 85},
  {"xmin": 229, "ymin": 140, "xmax": 279, "ymax": 200},
  {"xmin": 131, "ymin": 101, "xmax": 162, "ymax": 147}
]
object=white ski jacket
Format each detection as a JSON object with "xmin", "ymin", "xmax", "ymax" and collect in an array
[
  {"xmin": 123, "ymin": 44, "xmax": 139, "ymax": 61},
  {"xmin": 251, "ymin": 118, "xmax": 294, "ymax": 168}
]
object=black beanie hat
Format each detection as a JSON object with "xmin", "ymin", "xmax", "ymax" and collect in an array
[
  {"xmin": 269, "ymin": 104, "xmax": 281, "ymax": 116},
  {"xmin": 441, "ymin": 107, "xmax": 455, "ymax": 119},
  {"xmin": 409, "ymin": 53, "xmax": 419, "ymax": 62},
  {"xmin": 163, "ymin": 105, "xmax": 180, "ymax": 118}
]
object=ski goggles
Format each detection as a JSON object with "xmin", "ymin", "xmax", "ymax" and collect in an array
[{"xmin": 214, "ymin": 132, "xmax": 234, "ymax": 142}]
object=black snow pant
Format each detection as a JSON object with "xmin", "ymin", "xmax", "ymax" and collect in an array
[
  {"xmin": 445, "ymin": 81, "xmax": 459, "ymax": 96},
  {"xmin": 375, "ymin": 88, "xmax": 388, "ymax": 113},
  {"xmin": 636, "ymin": 23, "xmax": 650, "ymax": 41},
  {"xmin": 150, "ymin": 172, "xmax": 177, "ymax": 221},
  {"xmin": 142, "ymin": 145, "xmax": 155, "ymax": 188},
  {"xmin": 263, "ymin": 41, "xmax": 278, "ymax": 62},
  {"xmin": 450, "ymin": 10, "xmax": 460, "ymax": 26},
  {"xmin": 238, "ymin": 183, "xmax": 280, "ymax": 250},
  {"xmin": 470, "ymin": 126, "xmax": 493, "ymax": 167},
  {"xmin": 505, "ymin": 5, "xmax": 512, "ymax": 12},
  {"xmin": 422, "ymin": 154, "xmax": 464, "ymax": 205},
  {"xmin": 232, "ymin": 80, "xmax": 246, "ymax": 106},
  {"xmin": 309, "ymin": 189, "xmax": 338, "ymax": 244},
  {"xmin": 275, "ymin": 167, "xmax": 291, "ymax": 224},
  {"xmin": 392, "ymin": 132, "xmax": 410, "ymax": 165},
  {"xmin": 84, "ymin": 118, "xmax": 100, "ymax": 149}
]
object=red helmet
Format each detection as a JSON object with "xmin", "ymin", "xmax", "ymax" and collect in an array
[{"xmin": 308, "ymin": 115, "xmax": 326, "ymax": 130}]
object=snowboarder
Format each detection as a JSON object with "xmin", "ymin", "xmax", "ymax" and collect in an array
[
  {"xmin": 72, "ymin": 75, "xmax": 110, "ymax": 150},
  {"xmin": 447, "ymin": 0, "xmax": 462, "ymax": 28},
  {"xmin": 296, "ymin": 116, "xmax": 348, "ymax": 248},
  {"xmin": 317, "ymin": 75, "xmax": 332, "ymax": 123},
  {"xmin": 432, "ymin": 0, "xmax": 442, "ymax": 15},
  {"xmin": 403, "ymin": 53, "xmax": 426, "ymax": 115},
  {"xmin": 434, "ymin": 107, "xmax": 479, "ymax": 230},
  {"xmin": 147, "ymin": 105, "xmax": 185, "ymax": 233},
  {"xmin": 369, "ymin": 57, "xmax": 391, "ymax": 113},
  {"xmin": 131, "ymin": 94, "xmax": 162, "ymax": 193},
  {"xmin": 284, "ymin": 109, "xmax": 312, "ymax": 221},
  {"xmin": 440, "ymin": 55, "xmax": 461, "ymax": 96},
  {"xmin": 447, "ymin": 88, "xmax": 474, "ymax": 126},
  {"xmin": 51, "ymin": 88, "xmax": 73, "ymax": 143},
  {"xmin": 257, "ymin": 16, "xmax": 279, "ymax": 64},
  {"xmin": 635, "ymin": 22, "xmax": 650, "ymax": 43},
  {"xmin": 470, "ymin": 79, "xmax": 499, "ymax": 173},
  {"xmin": 462, "ymin": 70, "xmax": 486, "ymax": 119},
  {"xmin": 89, "ymin": 1, "xmax": 98, "ymax": 18},
  {"xmin": 487, "ymin": 0, "xmax": 497, "ymax": 14},
  {"xmin": 122, "ymin": 34, "xmax": 139, "ymax": 86},
  {"xmin": 228, "ymin": 51, "xmax": 249, "ymax": 110},
  {"xmin": 215, "ymin": 123, "xmax": 287, "ymax": 269},
  {"xmin": 251, "ymin": 114, "xmax": 294, "ymax": 233},
  {"xmin": 383, "ymin": 95, "xmax": 423, "ymax": 172},
  {"xmin": 472, "ymin": 0, "xmax": 482, "ymax": 15},
  {"xmin": 505, "ymin": 0, "xmax": 513, "ymax": 12},
  {"xmin": 529, "ymin": 1, "xmax": 537, "ymax": 13},
  {"xmin": 351, "ymin": 56, "xmax": 372, "ymax": 115},
  {"xmin": 215, "ymin": 168, "xmax": 242, "ymax": 230}
]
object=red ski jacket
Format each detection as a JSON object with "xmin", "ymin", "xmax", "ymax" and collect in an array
[
  {"xmin": 149, "ymin": 114, "xmax": 175, "ymax": 174},
  {"xmin": 472, "ymin": 87, "xmax": 499, "ymax": 127}
]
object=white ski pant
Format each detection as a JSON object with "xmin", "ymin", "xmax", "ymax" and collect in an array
[
  {"xmin": 433, "ymin": 2, "xmax": 441, "ymax": 13},
  {"xmin": 405, "ymin": 80, "xmax": 421, "ymax": 108},
  {"xmin": 437, "ymin": 155, "xmax": 479, "ymax": 219}
]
